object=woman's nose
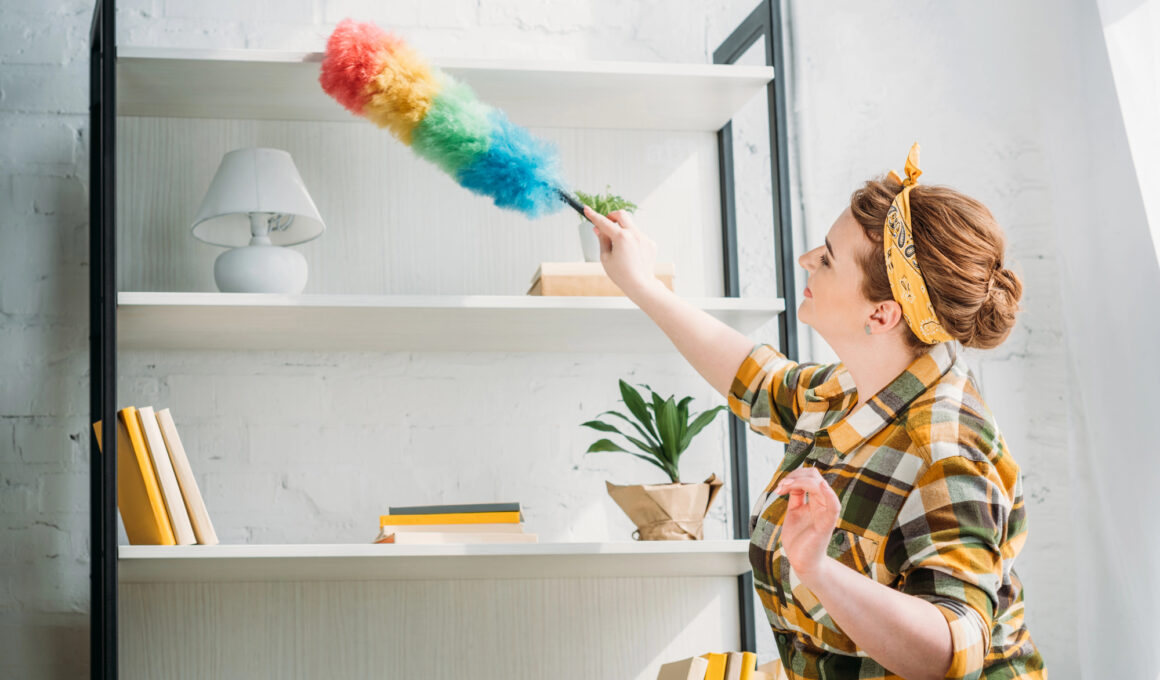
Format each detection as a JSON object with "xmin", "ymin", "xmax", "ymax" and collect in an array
[{"xmin": 799, "ymin": 248, "xmax": 815, "ymax": 272}]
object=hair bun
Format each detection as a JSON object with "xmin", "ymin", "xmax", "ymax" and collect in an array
[{"xmin": 966, "ymin": 267, "xmax": 1022, "ymax": 350}]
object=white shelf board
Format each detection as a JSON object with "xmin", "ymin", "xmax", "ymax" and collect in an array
[
  {"xmin": 116, "ymin": 47, "xmax": 774, "ymax": 131},
  {"xmin": 118, "ymin": 540, "xmax": 753, "ymax": 582},
  {"xmin": 117, "ymin": 292, "xmax": 783, "ymax": 353}
]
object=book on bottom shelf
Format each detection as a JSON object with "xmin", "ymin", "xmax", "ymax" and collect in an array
[
  {"xmin": 379, "ymin": 532, "xmax": 539, "ymax": 545},
  {"xmin": 656, "ymin": 651, "xmax": 765, "ymax": 680},
  {"xmin": 93, "ymin": 407, "xmax": 176, "ymax": 546},
  {"xmin": 156, "ymin": 408, "xmax": 219, "ymax": 545},
  {"xmin": 725, "ymin": 651, "xmax": 757, "ymax": 680},
  {"xmin": 136, "ymin": 406, "xmax": 196, "ymax": 545},
  {"xmin": 375, "ymin": 502, "xmax": 530, "ymax": 544},
  {"xmin": 656, "ymin": 655, "xmax": 710, "ymax": 680},
  {"xmin": 94, "ymin": 405, "xmax": 219, "ymax": 546},
  {"xmin": 388, "ymin": 502, "xmax": 522, "ymax": 516},
  {"xmin": 701, "ymin": 652, "xmax": 728, "ymax": 680}
]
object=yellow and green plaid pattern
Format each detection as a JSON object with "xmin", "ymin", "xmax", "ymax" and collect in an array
[{"xmin": 728, "ymin": 342, "xmax": 1046, "ymax": 680}]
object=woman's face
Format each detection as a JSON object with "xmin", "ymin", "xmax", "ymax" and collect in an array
[{"xmin": 798, "ymin": 207, "xmax": 875, "ymax": 343}]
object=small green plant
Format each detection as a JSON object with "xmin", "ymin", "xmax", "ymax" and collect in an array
[
  {"xmin": 574, "ymin": 185, "xmax": 638, "ymax": 216},
  {"xmin": 581, "ymin": 380, "xmax": 727, "ymax": 484}
]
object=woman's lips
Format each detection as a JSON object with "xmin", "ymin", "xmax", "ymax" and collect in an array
[{"xmin": 804, "ymin": 287, "xmax": 813, "ymax": 298}]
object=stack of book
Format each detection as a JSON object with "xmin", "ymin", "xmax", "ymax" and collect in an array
[
  {"xmin": 658, "ymin": 651, "xmax": 779, "ymax": 680},
  {"xmin": 93, "ymin": 406, "xmax": 218, "ymax": 546},
  {"xmin": 373, "ymin": 502, "xmax": 536, "ymax": 545}
]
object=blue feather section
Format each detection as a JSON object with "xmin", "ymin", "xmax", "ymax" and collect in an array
[{"xmin": 455, "ymin": 110, "xmax": 565, "ymax": 218}]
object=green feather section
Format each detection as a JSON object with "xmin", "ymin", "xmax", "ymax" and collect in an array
[{"xmin": 411, "ymin": 77, "xmax": 493, "ymax": 175}]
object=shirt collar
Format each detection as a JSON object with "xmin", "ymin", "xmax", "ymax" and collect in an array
[{"xmin": 821, "ymin": 341, "xmax": 957, "ymax": 454}]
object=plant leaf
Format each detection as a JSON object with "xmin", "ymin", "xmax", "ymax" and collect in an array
[
  {"xmin": 676, "ymin": 396, "xmax": 694, "ymax": 454},
  {"xmin": 585, "ymin": 439, "xmax": 673, "ymax": 479},
  {"xmin": 618, "ymin": 380, "xmax": 657, "ymax": 440},
  {"xmin": 656, "ymin": 396, "xmax": 682, "ymax": 469},
  {"xmin": 580, "ymin": 419, "xmax": 620, "ymax": 434},
  {"xmin": 581, "ymin": 420, "xmax": 659, "ymax": 458},
  {"xmin": 679, "ymin": 405, "xmax": 729, "ymax": 452},
  {"xmin": 596, "ymin": 410, "xmax": 661, "ymax": 449}
]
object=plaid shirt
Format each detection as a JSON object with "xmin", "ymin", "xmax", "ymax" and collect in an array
[{"xmin": 728, "ymin": 341, "xmax": 1046, "ymax": 680}]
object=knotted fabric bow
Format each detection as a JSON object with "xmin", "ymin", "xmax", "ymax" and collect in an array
[{"xmin": 883, "ymin": 143, "xmax": 954, "ymax": 344}]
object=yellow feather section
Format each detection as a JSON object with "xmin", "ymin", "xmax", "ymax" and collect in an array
[{"xmin": 362, "ymin": 44, "xmax": 441, "ymax": 145}]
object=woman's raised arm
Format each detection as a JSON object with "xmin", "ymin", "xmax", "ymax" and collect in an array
[{"xmin": 584, "ymin": 206, "xmax": 755, "ymax": 398}]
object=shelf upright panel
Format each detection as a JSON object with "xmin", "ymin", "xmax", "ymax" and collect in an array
[
  {"xmin": 88, "ymin": 0, "xmax": 118, "ymax": 677},
  {"xmin": 713, "ymin": 0, "xmax": 797, "ymax": 655}
]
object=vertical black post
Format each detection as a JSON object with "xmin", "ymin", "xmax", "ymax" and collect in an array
[
  {"xmin": 714, "ymin": 0, "xmax": 796, "ymax": 655},
  {"xmin": 766, "ymin": 0, "xmax": 797, "ymax": 363},
  {"xmin": 89, "ymin": 0, "xmax": 117, "ymax": 677}
]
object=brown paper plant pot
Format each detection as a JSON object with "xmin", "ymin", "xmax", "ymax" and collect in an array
[{"xmin": 606, "ymin": 474, "xmax": 724, "ymax": 540}]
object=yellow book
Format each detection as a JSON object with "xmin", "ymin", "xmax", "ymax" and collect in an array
[
  {"xmin": 700, "ymin": 652, "xmax": 727, "ymax": 680},
  {"xmin": 735, "ymin": 651, "xmax": 758, "ymax": 680},
  {"xmin": 384, "ymin": 523, "xmax": 524, "ymax": 534},
  {"xmin": 379, "ymin": 511, "xmax": 520, "ymax": 526},
  {"xmin": 92, "ymin": 407, "xmax": 176, "ymax": 545}
]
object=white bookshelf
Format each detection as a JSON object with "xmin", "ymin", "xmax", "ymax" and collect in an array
[
  {"xmin": 117, "ymin": 291, "xmax": 783, "ymax": 352},
  {"xmin": 106, "ymin": 39, "xmax": 778, "ymax": 680},
  {"xmin": 116, "ymin": 47, "xmax": 775, "ymax": 130},
  {"xmin": 119, "ymin": 540, "xmax": 752, "ymax": 582}
]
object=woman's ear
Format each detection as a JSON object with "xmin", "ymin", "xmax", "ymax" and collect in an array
[{"xmin": 867, "ymin": 299, "xmax": 904, "ymax": 334}]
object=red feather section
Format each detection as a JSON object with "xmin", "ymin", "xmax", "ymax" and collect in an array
[{"xmin": 319, "ymin": 18, "xmax": 401, "ymax": 116}]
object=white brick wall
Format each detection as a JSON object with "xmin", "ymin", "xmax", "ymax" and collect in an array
[{"xmin": 0, "ymin": 0, "xmax": 1089, "ymax": 677}]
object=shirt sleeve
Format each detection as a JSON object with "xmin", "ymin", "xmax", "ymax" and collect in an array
[
  {"xmin": 886, "ymin": 455, "xmax": 1009, "ymax": 680},
  {"xmin": 726, "ymin": 343, "xmax": 836, "ymax": 444}
]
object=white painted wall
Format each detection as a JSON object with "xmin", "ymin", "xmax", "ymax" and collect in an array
[
  {"xmin": 1049, "ymin": 1, "xmax": 1160, "ymax": 676},
  {"xmin": 1097, "ymin": 0, "xmax": 1160, "ymax": 264},
  {"xmin": 7, "ymin": 0, "xmax": 1150, "ymax": 677}
]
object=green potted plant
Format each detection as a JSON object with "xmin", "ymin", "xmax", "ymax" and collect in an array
[
  {"xmin": 582, "ymin": 379, "xmax": 727, "ymax": 540},
  {"xmin": 574, "ymin": 186, "xmax": 638, "ymax": 262}
]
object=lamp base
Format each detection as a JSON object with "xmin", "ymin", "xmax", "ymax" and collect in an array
[{"xmin": 214, "ymin": 244, "xmax": 308, "ymax": 294}]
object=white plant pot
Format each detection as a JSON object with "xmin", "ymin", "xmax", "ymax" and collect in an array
[{"xmin": 578, "ymin": 220, "xmax": 600, "ymax": 262}]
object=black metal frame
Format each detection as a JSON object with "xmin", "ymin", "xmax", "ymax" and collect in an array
[
  {"xmin": 89, "ymin": 0, "xmax": 117, "ymax": 677},
  {"xmin": 714, "ymin": 0, "xmax": 797, "ymax": 653},
  {"xmin": 88, "ymin": 0, "xmax": 795, "ymax": 672}
]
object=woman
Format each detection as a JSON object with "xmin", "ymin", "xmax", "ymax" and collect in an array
[{"xmin": 583, "ymin": 145, "xmax": 1047, "ymax": 680}]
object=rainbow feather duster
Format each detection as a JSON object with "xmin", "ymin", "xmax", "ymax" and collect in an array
[{"xmin": 320, "ymin": 19, "xmax": 580, "ymax": 219}]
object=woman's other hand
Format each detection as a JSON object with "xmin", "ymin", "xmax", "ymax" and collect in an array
[
  {"xmin": 583, "ymin": 205, "xmax": 660, "ymax": 300},
  {"xmin": 773, "ymin": 467, "xmax": 841, "ymax": 580}
]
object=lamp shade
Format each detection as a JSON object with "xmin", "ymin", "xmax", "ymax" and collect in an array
[{"xmin": 191, "ymin": 147, "xmax": 325, "ymax": 248}]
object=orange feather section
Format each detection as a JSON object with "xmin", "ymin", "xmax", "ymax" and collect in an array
[{"xmin": 361, "ymin": 42, "xmax": 442, "ymax": 145}]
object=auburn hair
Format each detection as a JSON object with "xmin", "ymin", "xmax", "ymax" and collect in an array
[{"xmin": 849, "ymin": 176, "xmax": 1022, "ymax": 356}]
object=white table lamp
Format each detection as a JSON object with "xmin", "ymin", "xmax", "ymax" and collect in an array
[{"xmin": 192, "ymin": 147, "xmax": 325, "ymax": 294}]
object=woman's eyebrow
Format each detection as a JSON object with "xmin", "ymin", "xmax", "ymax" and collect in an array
[{"xmin": 825, "ymin": 237, "xmax": 837, "ymax": 262}]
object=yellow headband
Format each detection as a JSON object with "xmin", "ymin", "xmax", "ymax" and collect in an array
[{"xmin": 883, "ymin": 143, "xmax": 953, "ymax": 344}]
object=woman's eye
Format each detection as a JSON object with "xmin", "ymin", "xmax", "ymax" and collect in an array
[{"xmin": 819, "ymin": 252, "xmax": 829, "ymax": 267}]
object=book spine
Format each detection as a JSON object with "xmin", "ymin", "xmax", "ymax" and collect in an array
[{"xmin": 388, "ymin": 502, "xmax": 521, "ymax": 515}]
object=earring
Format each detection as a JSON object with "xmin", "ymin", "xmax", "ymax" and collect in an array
[{"xmin": 864, "ymin": 324, "xmax": 872, "ymax": 335}]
